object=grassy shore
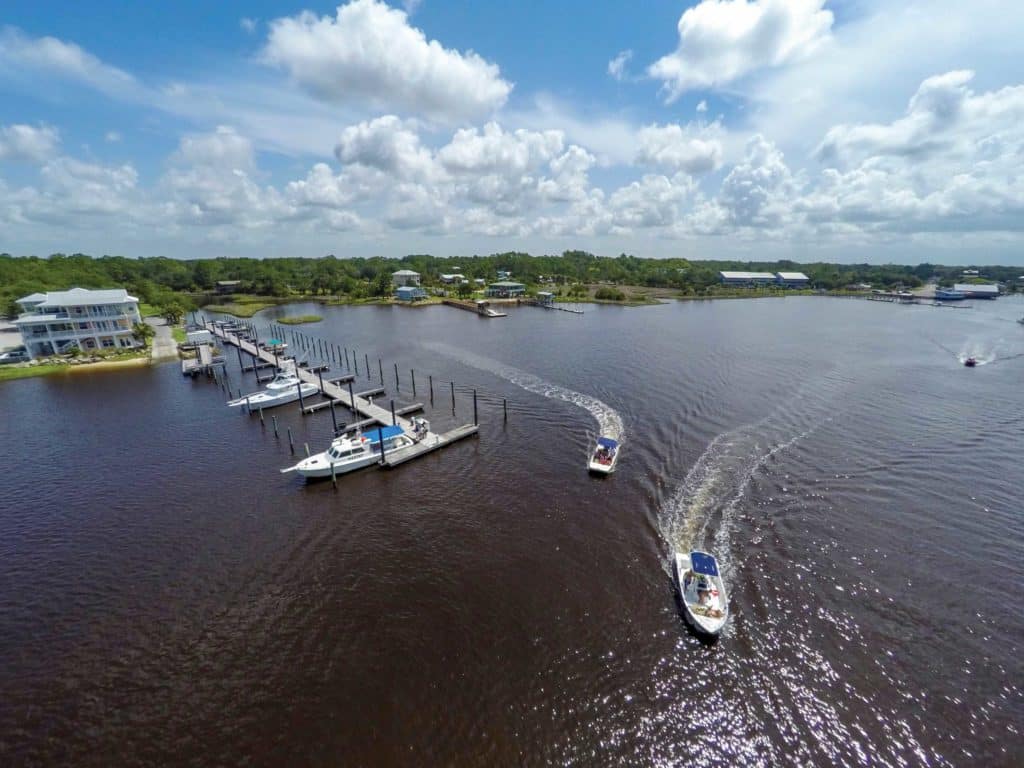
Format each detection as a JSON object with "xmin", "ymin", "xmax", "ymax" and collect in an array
[
  {"xmin": 171, "ymin": 326, "xmax": 186, "ymax": 343},
  {"xmin": 0, "ymin": 352, "xmax": 150, "ymax": 382},
  {"xmin": 279, "ymin": 315, "xmax": 323, "ymax": 325}
]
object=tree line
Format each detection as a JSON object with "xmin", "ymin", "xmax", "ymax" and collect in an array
[{"xmin": 2, "ymin": 251, "xmax": 1020, "ymax": 317}]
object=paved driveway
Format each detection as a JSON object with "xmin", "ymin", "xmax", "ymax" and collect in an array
[{"xmin": 145, "ymin": 317, "xmax": 179, "ymax": 360}]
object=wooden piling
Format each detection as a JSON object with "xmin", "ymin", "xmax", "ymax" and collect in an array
[
  {"xmin": 273, "ymin": 415, "xmax": 279, "ymax": 437},
  {"xmin": 260, "ymin": 407, "xmax": 265, "ymax": 426},
  {"xmin": 378, "ymin": 358, "xmax": 383, "ymax": 384},
  {"xmin": 429, "ymin": 374, "xmax": 434, "ymax": 404},
  {"xmin": 344, "ymin": 348, "xmax": 350, "ymax": 371},
  {"xmin": 318, "ymin": 370, "xmax": 325, "ymax": 393},
  {"xmin": 391, "ymin": 399, "xmax": 396, "ymax": 426},
  {"xmin": 288, "ymin": 426, "xmax": 294, "ymax": 454},
  {"xmin": 354, "ymin": 350, "xmax": 359, "ymax": 376},
  {"xmin": 348, "ymin": 381, "xmax": 356, "ymax": 413},
  {"xmin": 331, "ymin": 461, "xmax": 337, "ymax": 488},
  {"xmin": 411, "ymin": 370, "xmax": 416, "ymax": 397},
  {"xmin": 297, "ymin": 380, "xmax": 306, "ymax": 414},
  {"xmin": 304, "ymin": 442, "xmax": 310, "ymax": 457},
  {"xmin": 503, "ymin": 398, "xmax": 508, "ymax": 422},
  {"xmin": 245, "ymin": 395, "xmax": 251, "ymax": 415},
  {"xmin": 377, "ymin": 426, "xmax": 386, "ymax": 464},
  {"xmin": 365, "ymin": 354, "xmax": 370, "ymax": 380},
  {"xmin": 394, "ymin": 363, "xmax": 399, "ymax": 390},
  {"xmin": 473, "ymin": 389, "xmax": 478, "ymax": 426},
  {"xmin": 450, "ymin": 380, "xmax": 456, "ymax": 412},
  {"xmin": 329, "ymin": 400, "xmax": 338, "ymax": 433}
]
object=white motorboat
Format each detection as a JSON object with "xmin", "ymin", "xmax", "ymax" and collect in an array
[
  {"xmin": 280, "ymin": 425, "xmax": 415, "ymax": 479},
  {"xmin": 227, "ymin": 365, "xmax": 318, "ymax": 409},
  {"xmin": 673, "ymin": 550, "xmax": 729, "ymax": 637},
  {"xmin": 588, "ymin": 436, "xmax": 619, "ymax": 474}
]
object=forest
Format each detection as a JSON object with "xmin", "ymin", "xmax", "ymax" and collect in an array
[{"xmin": 2, "ymin": 251, "xmax": 1021, "ymax": 318}]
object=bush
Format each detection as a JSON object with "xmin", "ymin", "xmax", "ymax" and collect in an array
[{"xmin": 595, "ymin": 286, "xmax": 626, "ymax": 301}]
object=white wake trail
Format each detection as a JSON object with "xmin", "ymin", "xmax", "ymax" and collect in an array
[{"xmin": 425, "ymin": 343, "xmax": 624, "ymax": 441}]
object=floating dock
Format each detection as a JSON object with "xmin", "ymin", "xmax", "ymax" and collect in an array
[
  {"xmin": 206, "ymin": 321, "xmax": 478, "ymax": 466},
  {"xmin": 442, "ymin": 299, "xmax": 507, "ymax": 318}
]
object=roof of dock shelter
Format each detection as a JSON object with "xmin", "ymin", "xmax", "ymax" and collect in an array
[
  {"xmin": 777, "ymin": 271, "xmax": 809, "ymax": 281},
  {"xmin": 954, "ymin": 283, "xmax": 998, "ymax": 294}
]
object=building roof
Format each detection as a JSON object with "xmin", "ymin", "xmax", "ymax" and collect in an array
[
  {"xmin": 440, "ymin": 273, "xmax": 465, "ymax": 278},
  {"xmin": 777, "ymin": 272, "xmax": 809, "ymax": 280},
  {"xmin": 489, "ymin": 281, "xmax": 526, "ymax": 288},
  {"xmin": 17, "ymin": 292, "xmax": 47, "ymax": 303},
  {"xmin": 537, "ymin": 291, "xmax": 554, "ymax": 297},
  {"xmin": 954, "ymin": 283, "xmax": 999, "ymax": 294},
  {"xmin": 216, "ymin": 280, "xmax": 241, "ymax": 286},
  {"xmin": 19, "ymin": 287, "xmax": 138, "ymax": 307},
  {"xmin": 395, "ymin": 285, "xmax": 423, "ymax": 293},
  {"xmin": 392, "ymin": 269, "xmax": 420, "ymax": 276},
  {"xmin": 719, "ymin": 271, "xmax": 776, "ymax": 280}
]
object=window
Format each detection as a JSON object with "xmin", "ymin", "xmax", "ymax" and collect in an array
[{"xmin": 102, "ymin": 338, "xmax": 115, "ymax": 348}]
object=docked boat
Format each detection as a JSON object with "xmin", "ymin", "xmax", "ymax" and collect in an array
[
  {"xmin": 227, "ymin": 365, "xmax": 318, "ymax": 409},
  {"xmin": 259, "ymin": 338, "xmax": 288, "ymax": 352},
  {"xmin": 673, "ymin": 550, "xmax": 729, "ymax": 637},
  {"xmin": 588, "ymin": 436, "xmax": 619, "ymax": 474},
  {"xmin": 935, "ymin": 288, "xmax": 966, "ymax": 300},
  {"xmin": 964, "ymin": 357, "xmax": 977, "ymax": 367},
  {"xmin": 280, "ymin": 425, "xmax": 415, "ymax": 479}
]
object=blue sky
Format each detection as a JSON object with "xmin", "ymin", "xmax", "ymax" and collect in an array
[{"xmin": 1, "ymin": 0, "xmax": 1023, "ymax": 264}]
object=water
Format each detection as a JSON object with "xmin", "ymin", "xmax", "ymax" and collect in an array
[{"xmin": 1, "ymin": 296, "xmax": 1022, "ymax": 766}]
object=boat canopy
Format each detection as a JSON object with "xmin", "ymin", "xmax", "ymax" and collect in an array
[
  {"xmin": 690, "ymin": 551, "xmax": 720, "ymax": 577},
  {"xmin": 597, "ymin": 437, "xmax": 618, "ymax": 449},
  {"xmin": 366, "ymin": 425, "xmax": 405, "ymax": 443},
  {"xmin": 267, "ymin": 338, "xmax": 284, "ymax": 346}
]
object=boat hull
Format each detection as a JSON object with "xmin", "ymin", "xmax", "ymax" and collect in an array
[
  {"xmin": 673, "ymin": 552, "xmax": 729, "ymax": 637},
  {"xmin": 227, "ymin": 383, "xmax": 319, "ymax": 408}
]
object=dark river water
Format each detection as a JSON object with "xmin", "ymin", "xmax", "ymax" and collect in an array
[{"xmin": 2, "ymin": 295, "xmax": 1022, "ymax": 766}]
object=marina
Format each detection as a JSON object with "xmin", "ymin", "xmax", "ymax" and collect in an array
[{"xmin": 206, "ymin": 319, "xmax": 479, "ymax": 471}]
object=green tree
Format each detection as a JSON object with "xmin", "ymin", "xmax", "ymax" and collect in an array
[
  {"xmin": 456, "ymin": 282, "xmax": 474, "ymax": 298},
  {"xmin": 163, "ymin": 302, "xmax": 185, "ymax": 324},
  {"xmin": 132, "ymin": 322, "xmax": 155, "ymax": 347}
]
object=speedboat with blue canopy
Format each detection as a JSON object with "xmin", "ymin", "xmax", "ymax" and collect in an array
[
  {"xmin": 280, "ymin": 425, "xmax": 414, "ymax": 479},
  {"xmin": 588, "ymin": 436, "xmax": 620, "ymax": 474},
  {"xmin": 673, "ymin": 550, "xmax": 729, "ymax": 637}
]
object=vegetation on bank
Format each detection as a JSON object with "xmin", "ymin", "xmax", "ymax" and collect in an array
[
  {"xmin": 2, "ymin": 251, "xmax": 1022, "ymax": 321},
  {"xmin": 279, "ymin": 315, "xmax": 323, "ymax": 324},
  {"xmin": 0, "ymin": 349, "xmax": 151, "ymax": 382},
  {"xmin": 171, "ymin": 326, "xmax": 187, "ymax": 343}
]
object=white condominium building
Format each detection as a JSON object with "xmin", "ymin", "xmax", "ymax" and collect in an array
[{"xmin": 14, "ymin": 287, "xmax": 143, "ymax": 359}]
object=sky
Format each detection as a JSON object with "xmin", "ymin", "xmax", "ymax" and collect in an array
[{"xmin": 1, "ymin": 0, "xmax": 1023, "ymax": 264}]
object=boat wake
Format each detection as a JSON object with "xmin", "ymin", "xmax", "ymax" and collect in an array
[
  {"xmin": 657, "ymin": 376, "xmax": 843, "ymax": 582},
  {"xmin": 425, "ymin": 343, "xmax": 624, "ymax": 441}
]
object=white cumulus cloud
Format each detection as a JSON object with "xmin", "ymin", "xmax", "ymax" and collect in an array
[
  {"xmin": 0, "ymin": 123, "xmax": 60, "ymax": 163},
  {"xmin": 608, "ymin": 49, "xmax": 632, "ymax": 81},
  {"xmin": 648, "ymin": 0, "xmax": 833, "ymax": 101},
  {"xmin": 635, "ymin": 122, "xmax": 723, "ymax": 174},
  {"xmin": 262, "ymin": 0, "xmax": 512, "ymax": 122}
]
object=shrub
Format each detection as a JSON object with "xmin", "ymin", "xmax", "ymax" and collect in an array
[{"xmin": 595, "ymin": 286, "xmax": 626, "ymax": 301}]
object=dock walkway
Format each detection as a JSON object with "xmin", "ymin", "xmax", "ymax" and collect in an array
[{"xmin": 207, "ymin": 321, "xmax": 478, "ymax": 466}]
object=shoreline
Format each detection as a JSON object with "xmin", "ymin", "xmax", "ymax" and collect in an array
[{"xmin": 0, "ymin": 355, "xmax": 151, "ymax": 383}]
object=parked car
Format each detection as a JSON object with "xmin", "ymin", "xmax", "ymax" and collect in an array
[{"xmin": 0, "ymin": 347, "xmax": 29, "ymax": 364}]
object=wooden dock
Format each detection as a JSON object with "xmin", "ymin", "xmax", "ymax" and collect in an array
[
  {"xmin": 207, "ymin": 322, "xmax": 478, "ymax": 464},
  {"xmin": 442, "ymin": 299, "xmax": 507, "ymax": 318}
]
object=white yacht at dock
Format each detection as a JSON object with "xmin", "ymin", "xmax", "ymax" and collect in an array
[
  {"xmin": 227, "ymin": 362, "xmax": 318, "ymax": 409},
  {"xmin": 280, "ymin": 425, "xmax": 415, "ymax": 479}
]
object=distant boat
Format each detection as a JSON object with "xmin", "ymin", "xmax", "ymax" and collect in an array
[
  {"xmin": 280, "ymin": 425, "xmax": 414, "ymax": 479},
  {"xmin": 964, "ymin": 357, "xmax": 977, "ymax": 367},
  {"xmin": 935, "ymin": 288, "xmax": 966, "ymax": 300},
  {"xmin": 1017, "ymin": 317, "xmax": 1024, "ymax": 325},
  {"xmin": 588, "ymin": 436, "xmax": 619, "ymax": 474},
  {"xmin": 673, "ymin": 551, "xmax": 729, "ymax": 637},
  {"xmin": 227, "ymin": 365, "xmax": 317, "ymax": 408}
]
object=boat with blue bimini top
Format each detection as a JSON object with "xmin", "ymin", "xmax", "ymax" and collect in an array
[
  {"xmin": 588, "ymin": 436, "xmax": 619, "ymax": 474},
  {"xmin": 280, "ymin": 425, "xmax": 416, "ymax": 479},
  {"xmin": 673, "ymin": 550, "xmax": 729, "ymax": 637},
  {"xmin": 935, "ymin": 288, "xmax": 967, "ymax": 300}
]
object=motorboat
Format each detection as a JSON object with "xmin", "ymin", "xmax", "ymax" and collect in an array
[
  {"xmin": 673, "ymin": 550, "xmax": 729, "ymax": 637},
  {"xmin": 280, "ymin": 425, "xmax": 415, "ymax": 479},
  {"xmin": 227, "ymin": 364, "xmax": 318, "ymax": 408},
  {"xmin": 964, "ymin": 357, "xmax": 977, "ymax": 367},
  {"xmin": 1017, "ymin": 317, "xmax": 1024, "ymax": 325},
  {"xmin": 935, "ymin": 288, "xmax": 966, "ymax": 300},
  {"xmin": 259, "ymin": 338, "xmax": 288, "ymax": 352},
  {"xmin": 588, "ymin": 436, "xmax": 619, "ymax": 474}
]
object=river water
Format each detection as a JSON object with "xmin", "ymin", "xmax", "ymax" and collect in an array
[{"xmin": 1, "ymin": 296, "xmax": 1022, "ymax": 766}]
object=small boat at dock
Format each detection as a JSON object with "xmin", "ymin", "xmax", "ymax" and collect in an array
[
  {"xmin": 280, "ymin": 425, "xmax": 415, "ymax": 479},
  {"xmin": 588, "ymin": 436, "xmax": 619, "ymax": 474},
  {"xmin": 964, "ymin": 357, "xmax": 977, "ymax": 367},
  {"xmin": 227, "ymin": 364, "xmax": 318, "ymax": 409},
  {"xmin": 673, "ymin": 550, "xmax": 729, "ymax": 637}
]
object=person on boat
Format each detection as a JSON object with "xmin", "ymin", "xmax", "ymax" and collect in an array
[{"xmin": 696, "ymin": 578, "xmax": 712, "ymax": 606}]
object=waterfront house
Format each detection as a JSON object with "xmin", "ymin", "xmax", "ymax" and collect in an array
[
  {"xmin": 776, "ymin": 271, "xmax": 810, "ymax": 287},
  {"xmin": 496, "ymin": 270, "xmax": 512, "ymax": 280},
  {"xmin": 719, "ymin": 271, "xmax": 777, "ymax": 286},
  {"xmin": 537, "ymin": 291, "xmax": 555, "ymax": 306},
  {"xmin": 486, "ymin": 281, "xmax": 526, "ymax": 298},
  {"xmin": 395, "ymin": 285, "xmax": 427, "ymax": 302},
  {"xmin": 14, "ymin": 287, "xmax": 142, "ymax": 359},
  {"xmin": 392, "ymin": 269, "xmax": 421, "ymax": 286},
  {"xmin": 440, "ymin": 273, "xmax": 465, "ymax": 284}
]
